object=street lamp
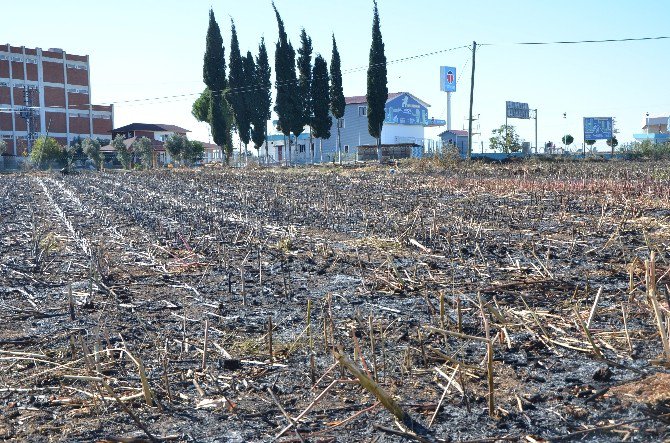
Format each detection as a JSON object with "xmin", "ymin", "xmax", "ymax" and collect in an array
[{"xmin": 563, "ymin": 112, "xmax": 567, "ymax": 153}]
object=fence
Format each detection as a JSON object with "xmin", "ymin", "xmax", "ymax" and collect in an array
[{"xmin": 0, "ymin": 155, "xmax": 28, "ymax": 171}]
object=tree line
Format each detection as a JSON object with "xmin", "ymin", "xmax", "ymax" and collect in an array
[
  {"xmin": 23, "ymin": 133, "xmax": 203, "ymax": 171},
  {"xmin": 197, "ymin": 1, "xmax": 388, "ymax": 165},
  {"xmin": 14, "ymin": 2, "xmax": 390, "ymax": 170}
]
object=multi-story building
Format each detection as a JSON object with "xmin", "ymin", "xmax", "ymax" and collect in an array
[
  {"xmin": 260, "ymin": 92, "xmax": 445, "ymax": 163},
  {"xmin": 102, "ymin": 123, "xmax": 190, "ymax": 166},
  {"xmin": 0, "ymin": 44, "xmax": 113, "ymax": 156},
  {"xmin": 633, "ymin": 116, "xmax": 669, "ymax": 144}
]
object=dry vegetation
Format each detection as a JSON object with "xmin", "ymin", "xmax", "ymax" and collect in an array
[{"xmin": 1, "ymin": 160, "xmax": 670, "ymax": 442}]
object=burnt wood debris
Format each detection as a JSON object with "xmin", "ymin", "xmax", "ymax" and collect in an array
[{"xmin": 1, "ymin": 161, "xmax": 670, "ymax": 442}]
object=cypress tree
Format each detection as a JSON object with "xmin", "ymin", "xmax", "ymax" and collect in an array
[
  {"xmin": 273, "ymin": 2, "xmax": 298, "ymax": 165},
  {"xmin": 366, "ymin": 0, "xmax": 388, "ymax": 161},
  {"xmin": 251, "ymin": 38, "xmax": 272, "ymax": 162},
  {"xmin": 202, "ymin": 9, "xmax": 232, "ymax": 162},
  {"xmin": 329, "ymin": 35, "xmax": 345, "ymax": 164},
  {"xmin": 241, "ymin": 50, "xmax": 256, "ymax": 162},
  {"xmin": 228, "ymin": 20, "xmax": 251, "ymax": 151},
  {"xmin": 311, "ymin": 54, "xmax": 331, "ymax": 164},
  {"xmin": 295, "ymin": 29, "xmax": 313, "ymax": 159}
]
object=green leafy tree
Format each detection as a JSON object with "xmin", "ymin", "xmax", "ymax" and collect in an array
[
  {"xmin": 562, "ymin": 134, "xmax": 574, "ymax": 148},
  {"xmin": 273, "ymin": 2, "xmax": 298, "ymax": 164},
  {"xmin": 367, "ymin": 0, "xmax": 388, "ymax": 162},
  {"xmin": 227, "ymin": 20, "xmax": 251, "ymax": 150},
  {"xmin": 30, "ymin": 136, "xmax": 62, "ymax": 168},
  {"xmin": 185, "ymin": 140, "xmax": 205, "ymax": 165},
  {"xmin": 165, "ymin": 134, "xmax": 189, "ymax": 164},
  {"xmin": 63, "ymin": 144, "xmax": 77, "ymax": 170},
  {"xmin": 489, "ymin": 125, "xmax": 522, "ymax": 153},
  {"xmin": 585, "ymin": 139, "xmax": 596, "ymax": 150},
  {"xmin": 606, "ymin": 136, "xmax": 619, "ymax": 155},
  {"xmin": 192, "ymin": 87, "xmax": 234, "ymax": 162},
  {"xmin": 192, "ymin": 88, "xmax": 211, "ymax": 122},
  {"xmin": 330, "ymin": 35, "xmax": 345, "ymax": 164},
  {"xmin": 203, "ymin": 9, "xmax": 232, "ymax": 163},
  {"xmin": 295, "ymin": 28, "xmax": 312, "ymax": 145},
  {"xmin": 165, "ymin": 135, "xmax": 204, "ymax": 166},
  {"xmin": 133, "ymin": 136, "xmax": 153, "ymax": 169},
  {"xmin": 251, "ymin": 38, "xmax": 272, "ymax": 160},
  {"xmin": 113, "ymin": 134, "xmax": 131, "ymax": 169},
  {"xmin": 81, "ymin": 138, "xmax": 103, "ymax": 170},
  {"xmin": 311, "ymin": 54, "xmax": 331, "ymax": 164}
]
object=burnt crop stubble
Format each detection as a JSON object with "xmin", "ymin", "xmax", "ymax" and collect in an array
[{"xmin": 1, "ymin": 161, "xmax": 670, "ymax": 442}]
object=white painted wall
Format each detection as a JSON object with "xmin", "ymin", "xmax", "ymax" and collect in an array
[{"xmin": 381, "ymin": 124, "xmax": 424, "ymax": 144}]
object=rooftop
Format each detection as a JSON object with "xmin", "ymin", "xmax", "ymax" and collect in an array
[
  {"xmin": 439, "ymin": 129, "xmax": 469, "ymax": 137},
  {"xmin": 345, "ymin": 92, "xmax": 404, "ymax": 105},
  {"xmin": 111, "ymin": 123, "xmax": 190, "ymax": 134},
  {"xmin": 642, "ymin": 116, "xmax": 669, "ymax": 129}
]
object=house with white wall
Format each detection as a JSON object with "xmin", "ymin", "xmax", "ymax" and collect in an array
[{"xmin": 260, "ymin": 92, "xmax": 444, "ymax": 163}]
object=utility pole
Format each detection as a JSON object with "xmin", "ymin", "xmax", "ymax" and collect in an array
[
  {"xmin": 467, "ymin": 41, "xmax": 476, "ymax": 160},
  {"xmin": 19, "ymin": 86, "xmax": 38, "ymax": 155},
  {"xmin": 532, "ymin": 108, "xmax": 538, "ymax": 154}
]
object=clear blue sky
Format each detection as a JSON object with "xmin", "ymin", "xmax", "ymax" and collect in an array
[{"xmin": 5, "ymin": 0, "xmax": 670, "ymax": 151}]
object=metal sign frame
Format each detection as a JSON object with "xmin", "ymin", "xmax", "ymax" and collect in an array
[
  {"xmin": 583, "ymin": 117, "xmax": 613, "ymax": 141},
  {"xmin": 506, "ymin": 101, "xmax": 530, "ymax": 119}
]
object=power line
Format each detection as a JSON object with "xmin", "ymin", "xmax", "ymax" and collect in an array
[
  {"xmin": 101, "ymin": 44, "xmax": 470, "ymax": 106},
  {"xmin": 95, "ymin": 35, "xmax": 669, "ymax": 107},
  {"xmin": 481, "ymin": 35, "xmax": 670, "ymax": 46}
]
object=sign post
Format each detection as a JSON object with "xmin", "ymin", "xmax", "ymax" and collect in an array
[
  {"xmin": 505, "ymin": 101, "xmax": 531, "ymax": 152},
  {"xmin": 440, "ymin": 66, "xmax": 456, "ymax": 130}
]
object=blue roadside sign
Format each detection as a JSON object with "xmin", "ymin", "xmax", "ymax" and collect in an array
[
  {"xmin": 440, "ymin": 66, "xmax": 456, "ymax": 92},
  {"xmin": 583, "ymin": 117, "xmax": 613, "ymax": 140}
]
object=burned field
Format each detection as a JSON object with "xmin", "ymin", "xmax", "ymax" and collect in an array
[{"xmin": 1, "ymin": 162, "xmax": 670, "ymax": 442}]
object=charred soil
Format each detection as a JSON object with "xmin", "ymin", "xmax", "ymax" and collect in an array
[{"xmin": 1, "ymin": 161, "xmax": 669, "ymax": 442}]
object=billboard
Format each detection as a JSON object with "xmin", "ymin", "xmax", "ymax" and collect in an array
[
  {"xmin": 506, "ymin": 101, "xmax": 530, "ymax": 119},
  {"xmin": 440, "ymin": 66, "xmax": 456, "ymax": 92},
  {"xmin": 385, "ymin": 93, "xmax": 428, "ymax": 126},
  {"xmin": 583, "ymin": 117, "xmax": 613, "ymax": 140}
]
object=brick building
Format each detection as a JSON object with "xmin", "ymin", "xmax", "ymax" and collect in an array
[{"xmin": 0, "ymin": 44, "xmax": 113, "ymax": 156}]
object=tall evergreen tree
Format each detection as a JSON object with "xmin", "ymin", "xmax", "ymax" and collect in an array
[
  {"xmin": 272, "ymin": 2, "xmax": 298, "ymax": 165},
  {"xmin": 242, "ymin": 50, "xmax": 256, "ymax": 149},
  {"xmin": 202, "ymin": 9, "xmax": 232, "ymax": 162},
  {"xmin": 311, "ymin": 54, "xmax": 331, "ymax": 164},
  {"xmin": 366, "ymin": 0, "xmax": 388, "ymax": 161},
  {"xmin": 329, "ymin": 35, "xmax": 345, "ymax": 164},
  {"xmin": 238, "ymin": 50, "xmax": 256, "ymax": 164},
  {"xmin": 251, "ymin": 38, "xmax": 272, "ymax": 161},
  {"xmin": 295, "ymin": 29, "xmax": 313, "ymax": 152},
  {"xmin": 227, "ymin": 20, "xmax": 251, "ymax": 152}
]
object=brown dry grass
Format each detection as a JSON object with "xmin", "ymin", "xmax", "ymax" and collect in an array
[{"xmin": 610, "ymin": 373, "xmax": 670, "ymax": 405}]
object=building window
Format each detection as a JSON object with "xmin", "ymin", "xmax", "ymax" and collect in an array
[
  {"xmin": 344, "ymin": 145, "xmax": 349, "ymax": 153},
  {"xmin": 337, "ymin": 118, "xmax": 345, "ymax": 129},
  {"xmin": 299, "ymin": 144, "xmax": 306, "ymax": 153},
  {"xmin": 358, "ymin": 106, "xmax": 367, "ymax": 116}
]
